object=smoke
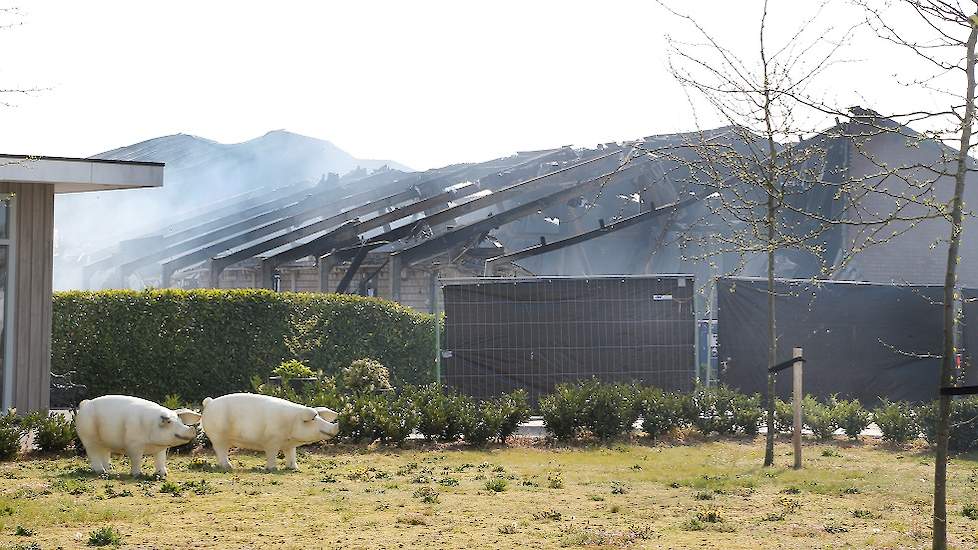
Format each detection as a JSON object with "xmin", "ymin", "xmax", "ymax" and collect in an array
[{"xmin": 54, "ymin": 130, "xmax": 409, "ymax": 290}]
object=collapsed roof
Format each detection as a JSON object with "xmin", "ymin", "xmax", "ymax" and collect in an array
[{"xmin": 81, "ymin": 113, "xmax": 978, "ymax": 295}]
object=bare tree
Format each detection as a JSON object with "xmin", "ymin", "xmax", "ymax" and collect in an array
[
  {"xmin": 658, "ymin": 0, "xmax": 947, "ymax": 468},
  {"xmin": 856, "ymin": 2, "xmax": 978, "ymax": 548}
]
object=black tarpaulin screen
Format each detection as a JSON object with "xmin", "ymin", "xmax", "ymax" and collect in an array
[
  {"xmin": 717, "ymin": 277, "xmax": 951, "ymax": 404},
  {"xmin": 964, "ymin": 288, "xmax": 978, "ymax": 375},
  {"xmin": 441, "ymin": 276, "xmax": 696, "ymax": 403}
]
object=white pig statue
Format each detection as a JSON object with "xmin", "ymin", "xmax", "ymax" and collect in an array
[
  {"xmin": 74, "ymin": 395, "xmax": 201, "ymax": 477},
  {"xmin": 200, "ymin": 393, "xmax": 339, "ymax": 471}
]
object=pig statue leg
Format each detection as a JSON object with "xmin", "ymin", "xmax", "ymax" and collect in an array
[
  {"xmin": 211, "ymin": 439, "xmax": 232, "ymax": 470},
  {"xmin": 153, "ymin": 450, "xmax": 169, "ymax": 478},
  {"xmin": 87, "ymin": 446, "xmax": 110, "ymax": 474},
  {"xmin": 285, "ymin": 446, "xmax": 298, "ymax": 470},
  {"xmin": 126, "ymin": 448, "xmax": 145, "ymax": 477},
  {"xmin": 263, "ymin": 446, "xmax": 279, "ymax": 471}
]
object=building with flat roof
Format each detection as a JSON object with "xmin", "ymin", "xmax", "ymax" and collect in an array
[{"xmin": 0, "ymin": 155, "xmax": 163, "ymax": 411}]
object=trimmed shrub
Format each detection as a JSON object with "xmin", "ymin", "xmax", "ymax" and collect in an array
[
  {"xmin": 803, "ymin": 395, "xmax": 839, "ymax": 440},
  {"xmin": 339, "ymin": 393, "xmax": 419, "ymax": 444},
  {"xmin": 639, "ymin": 388, "xmax": 687, "ymax": 440},
  {"xmin": 410, "ymin": 384, "xmax": 467, "ymax": 442},
  {"xmin": 582, "ymin": 381, "xmax": 642, "ymax": 440},
  {"xmin": 497, "ymin": 390, "xmax": 531, "ymax": 443},
  {"xmin": 731, "ymin": 392, "xmax": 763, "ymax": 436},
  {"xmin": 832, "ymin": 398, "xmax": 872, "ymax": 440},
  {"xmin": 691, "ymin": 385, "xmax": 738, "ymax": 436},
  {"xmin": 53, "ymin": 289, "xmax": 436, "ymax": 402},
  {"xmin": 341, "ymin": 359, "xmax": 393, "ymax": 395},
  {"xmin": 918, "ymin": 397, "xmax": 978, "ymax": 452},
  {"xmin": 540, "ymin": 383, "xmax": 588, "ymax": 441},
  {"xmin": 873, "ymin": 399, "xmax": 918, "ymax": 444},
  {"xmin": 32, "ymin": 413, "xmax": 76, "ymax": 454},
  {"xmin": 459, "ymin": 398, "xmax": 505, "ymax": 446},
  {"xmin": 774, "ymin": 398, "xmax": 794, "ymax": 433},
  {"xmin": 272, "ymin": 359, "xmax": 315, "ymax": 380},
  {"xmin": 0, "ymin": 410, "xmax": 24, "ymax": 460}
]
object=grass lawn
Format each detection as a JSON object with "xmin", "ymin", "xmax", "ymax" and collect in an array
[{"xmin": 1, "ymin": 437, "xmax": 978, "ymax": 549}]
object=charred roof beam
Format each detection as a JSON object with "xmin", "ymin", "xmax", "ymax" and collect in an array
[
  {"xmin": 160, "ymin": 186, "xmax": 418, "ymax": 286},
  {"xmin": 484, "ymin": 196, "xmax": 701, "ymax": 274},
  {"xmin": 393, "ymin": 156, "xmax": 647, "ymax": 268}
]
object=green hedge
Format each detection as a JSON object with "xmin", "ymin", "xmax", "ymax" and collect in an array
[{"xmin": 52, "ymin": 289, "xmax": 437, "ymax": 403}]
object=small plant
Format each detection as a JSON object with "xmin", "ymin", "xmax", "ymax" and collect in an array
[
  {"xmin": 532, "ymin": 509, "xmax": 562, "ymax": 521},
  {"xmin": 762, "ymin": 512, "xmax": 785, "ymax": 521},
  {"xmin": 412, "ymin": 486, "xmax": 439, "ymax": 504},
  {"xmin": 695, "ymin": 506, "xmax": 724, "ymax": 523},
  {"xmin": 87, "ymin": 526, "xmax": 123, "ymax": 547},
  {"xmin": 842, "ymin": 486, "xmax": 861, "ymax": 495},
  {"xmin": 181, "ymin": 479, "xmax": 215, "ymax": 495},
  {"xmin": 821, "ymin": 448, "xmax": 841, "ymax": 457},
  {"xmin": 610, "ymin": 481, "xmax": 628, "ymax": 495},
  {"xmin": 159, "ymin": 480, "xmax": 181, "ymax": 496},
  {"xmin": 851, "ymin": 509, "xmax": 877, "ymax": 519},
  {"xmin": 781, "ymin": 486, "xmax": 801, "ymax": 495},
  {"xmin": 873, "ymin": 399, "xmax": 918, "ymax": 444},
  {"xmin": 777, "ymin": 496, "xmax": 801, "ymax": 514},
  {"xmin": 694, "ymin": 491, "xmax": 714, "ymax": 500},
  {"xmin": 962, "ymin": 503, "xmax": 978, "ymax": 520},
  {"xmin": 484, "ymin": 478, "xmax": 508, "ymax": 492},
  {"xmin": 547, "ymin": 471, "xmax": 564, "ymax": 489},
  {"xmin": 498, "ymin": 523, "xmax": 518, "ymax": 534},
  {"xmin": 683, "ymin": 517, "xmax": 706, "ymax": 531},
  {"xmin": 14, "ymin": 525, "xmax": 35, "ymax": 536},
  {"xmin": 161, "ymin": 394, "xmax": 184, "ymax": 410}
]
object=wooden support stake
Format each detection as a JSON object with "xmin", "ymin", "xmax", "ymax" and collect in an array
[{"xmin": 792, "ymin": 347, "xmax": 803, "ymax": 470}]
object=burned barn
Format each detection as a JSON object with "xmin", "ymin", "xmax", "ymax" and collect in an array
[
  {"xmin": 82, "ymin": 126, "xmax": 763, "ymax": 313},
  {"xmin": 82, "ymin": 111, "xmax": 978, "ymax": 320}
]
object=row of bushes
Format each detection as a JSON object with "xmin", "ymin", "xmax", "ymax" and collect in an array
[
  {"xmin": 9, "ymin": 354, "xmax": 978, "ymax": 458},
  {"xmin": 53, "ymin": 289, "xmax": 438, "ymax": 402},
  {"xmin": 251, "ymin": 359, "xmax": 531, "ymax": 445}
]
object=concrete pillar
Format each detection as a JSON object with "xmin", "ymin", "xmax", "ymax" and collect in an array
[
  {"xmin": 389, "ymin": 255, "xmax": 402, "ymax": 302},
  {"xmin": 318, "ymin": 255, "xmax": 337, "ymax": 293}
]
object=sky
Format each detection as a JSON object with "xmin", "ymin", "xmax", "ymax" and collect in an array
[{"xmin": 0, "ymin": 0, "xmax": 954, "ymax": 171}]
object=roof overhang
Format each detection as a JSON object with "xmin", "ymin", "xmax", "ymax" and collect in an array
[{"xmin": 0, "ymin": 155, "xmax": 164, "ymax": 194}]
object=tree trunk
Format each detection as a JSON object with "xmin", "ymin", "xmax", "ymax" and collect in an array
[
  {"xmin": 933, "ymin": 16, "xmax": 978, "ymax": 550},
  {"xmin": 763, "ymin": 196, "xmax": 777, "ymax": 467}
]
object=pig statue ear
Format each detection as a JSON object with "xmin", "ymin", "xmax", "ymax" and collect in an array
[
  {"xmin": 174, "ymin": 408, "xmax": 202, "ymax": 425},
  {"xmin": 304, "ymin": 408, "xmax": 319, "ymax": 422},
  {"xmin": 315, "ymin": 407, "xmax": 339, "ymax": 422}
]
